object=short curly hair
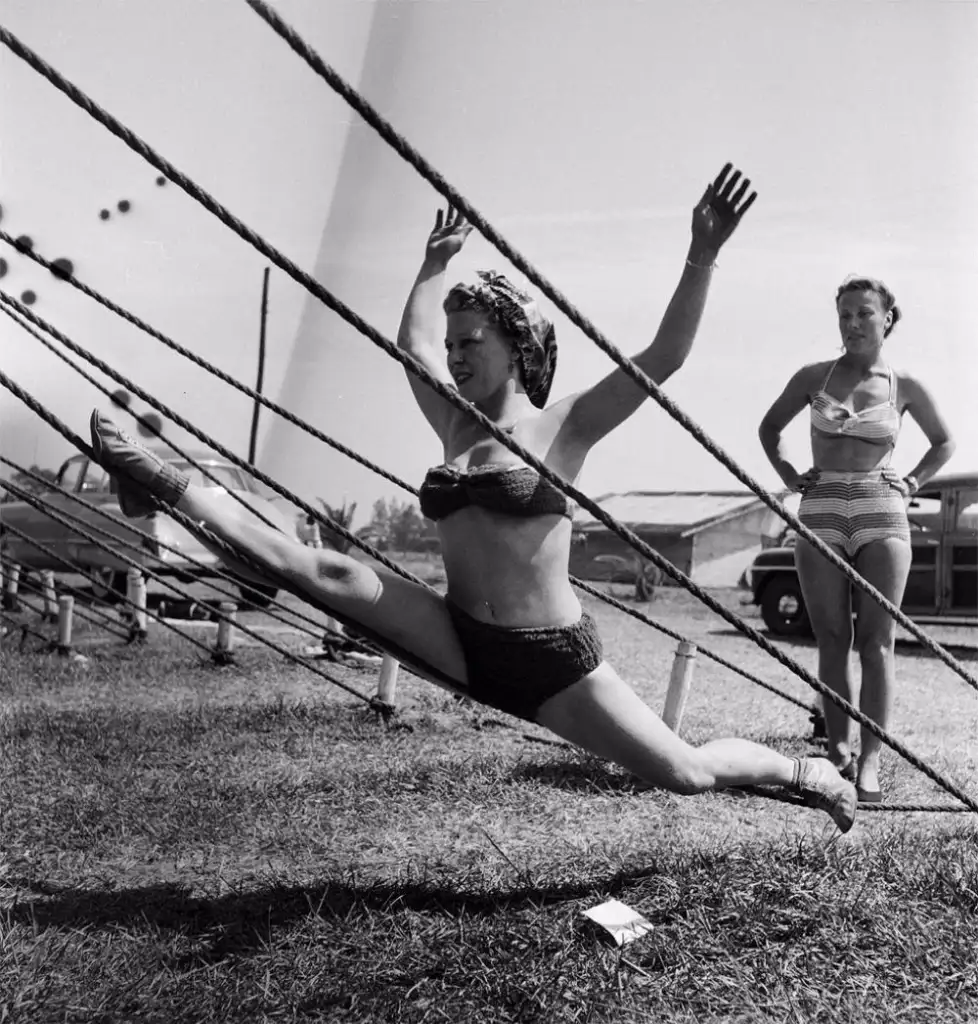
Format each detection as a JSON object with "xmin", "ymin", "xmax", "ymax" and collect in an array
[{"xmin": 836, "ymin": 276, "xmax": 902, "ymax": 338}]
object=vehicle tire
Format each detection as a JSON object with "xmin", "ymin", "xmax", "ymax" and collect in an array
[
  {"xmin": 234, "ymin": 579, "xmax": 278, "ymax": 610},
  {"xmin": 760, "ymin": 576, "xmax": 812, "ymax": 637},
  {"xmin": 90, "ymin": 568, "xmax": 129, "ymax": 603}
]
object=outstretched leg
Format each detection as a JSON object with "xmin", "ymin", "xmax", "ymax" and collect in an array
[
  {"xmin": 537, "ymin": 663, "xmax": 857, "ymax": 831},
  {"xmin": 90, "ymin": 410, "xmax": 469, "ymax": 690}
]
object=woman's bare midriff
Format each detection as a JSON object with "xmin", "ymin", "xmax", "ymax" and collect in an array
[
  {"xmin": 437, "ymin": 508, "xmax": 582, "ymax": 627},
  {"xmin": 811, "ymin": 433, "xmax": 895, "ymax": 473}
]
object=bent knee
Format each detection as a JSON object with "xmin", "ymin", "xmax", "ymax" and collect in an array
[{"xmin": 661, "ymin": 755, "xmax": 715, "ymax": 796}]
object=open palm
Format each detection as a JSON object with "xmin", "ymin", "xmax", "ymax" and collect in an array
[
  {"xmin": 426, "ymin": 205, "xmax": 473, "ymax": 264},
  {"xmin": 691, "ymin": 163, "xmax": 758, "ymax": 254}
]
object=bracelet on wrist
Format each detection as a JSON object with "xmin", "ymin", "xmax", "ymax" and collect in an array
[
  {"xmin": 903, "ymin": 475, "xmax": 919, "ymax": 495},
  {"xmin": 686, "ymin": 257, "xmax": 717, "ymax": 271}
]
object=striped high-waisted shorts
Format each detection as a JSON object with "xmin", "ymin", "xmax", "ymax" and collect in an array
[{"xmin": 798, "ymin": 470, "xmax": 910, "ymax": 560}]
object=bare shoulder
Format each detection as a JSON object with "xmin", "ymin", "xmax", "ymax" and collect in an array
[{"xmin": 892, "ymin": 369, "xmax": 928, "ymax": 409}]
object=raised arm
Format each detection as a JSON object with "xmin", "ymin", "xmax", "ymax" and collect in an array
[
  {"xmin": 558, "ymin": 164, "xmax": 757, "ymax": 450},
  {"xmin": 397, "ymin": 207, "xmax": 473, "ymax": 440},
  {"xmin": 758, "ymin": 364, "xmax": 822, "ymax": 492}
]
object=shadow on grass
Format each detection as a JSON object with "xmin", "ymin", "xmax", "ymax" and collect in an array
[{"xmin": 7, "ymin": 865, "xmax": 668, "ymax": 964}]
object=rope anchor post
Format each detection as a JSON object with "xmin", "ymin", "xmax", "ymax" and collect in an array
[
  {"xmin": 662, "ymin": 641, "xmax": 697, "ymax": 734},
  {"xmin": 126, "ymin": 568, "xmax": 148, "ymax": 642},
  {"xmin": 40, "ymin": 570, "xmax": 58, "ymax": 621},
  {"xmin": 55, "ymin": 594, "xmax": 88, "ymax": 663},
  {"xmin": 3, "ymin": 562, "xmax": 21, "ymax": 611},
  {"xmin": 213, "ymin": 601, "xmax": 237, "ymax": 664},
  {"xmin": 372, "ymin": 655, "xmax": 400, "ymax": 722}
]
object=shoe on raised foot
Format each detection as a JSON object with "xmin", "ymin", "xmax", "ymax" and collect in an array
[
  {"xmin": 89, "ymin": 409, "xmax": 189, "ymax": 519},
  {"xmin": 794, "ymin": 757, "xmax": 858, "ymax": 833}
]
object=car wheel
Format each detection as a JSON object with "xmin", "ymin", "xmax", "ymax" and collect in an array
[
  {"xmin": 90, "ymin": 568, "xmax": 129, "ymax": 603},
  {"xmin": 760, "ymin": 576, "xmax": 812, "ymax": 637}
]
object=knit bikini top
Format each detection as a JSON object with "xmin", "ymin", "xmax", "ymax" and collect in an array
[
  {"xmin": 419, "ymin": 463, "xmax": 572, "ymax": 522},
  {"xmin": 810, "ymin": 360, "xmax": 901, "ymax": 447}
]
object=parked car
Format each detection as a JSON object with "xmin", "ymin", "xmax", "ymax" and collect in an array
[
  {"xmin": 1, "ymin": 449, "xmax": 299, "ymax": 607},
  {"xmin": 746, "ymin": 472, "xmax": 978, "ymax": 636}
]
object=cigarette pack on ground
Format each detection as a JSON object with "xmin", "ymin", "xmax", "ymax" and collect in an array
[{"xmin": 581, "ymin": 899, "xmax": 654, "ymax": 946}]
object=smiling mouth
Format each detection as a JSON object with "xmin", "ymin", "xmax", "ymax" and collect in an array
[{"xmin": 453, "ymin": 372, "xmax": 472, "ymax": 384}]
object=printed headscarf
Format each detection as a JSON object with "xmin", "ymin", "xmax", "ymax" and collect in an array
[{"xmin": 443, "ymin": 270, "xmax": 557, "ymax": 408}]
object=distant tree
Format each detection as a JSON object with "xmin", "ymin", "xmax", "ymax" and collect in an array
[
  {"xmin": 359, "ymin": 498, "xmax": 393, "ymax": 551},
  {"xmin": 316, "ymin": 498, "xmax": 358, "ymax": 554},
  {"xmin": 389, "ymin": 500, "xmax": 425, "ymax": 555}
]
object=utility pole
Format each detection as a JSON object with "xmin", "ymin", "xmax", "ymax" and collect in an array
[{"xmin": 248, "ymin": 267, "xmax": 270, "ymax": 466}]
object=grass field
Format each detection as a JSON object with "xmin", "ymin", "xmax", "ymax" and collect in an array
[{"xmin": 2, "ymin": 574, "xmax": 976, "ymax": 1023}]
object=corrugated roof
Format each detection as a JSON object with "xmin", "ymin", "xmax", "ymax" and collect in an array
[{"xmin": 574, "ymin": 491, "xmax": 764, "ymax": 534}]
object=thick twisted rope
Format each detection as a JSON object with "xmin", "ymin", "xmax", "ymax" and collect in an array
[
  {"xmin": 0, "ymin": 309, "xmax": 383, "ymax": 654},
  {"xmin": 0, "ymin": 474, "xmax": 398, "ymax": 709},
  {"xmin": 1, "ymin": 480, "xmax": 227, "ymax": 659},
  {"xmin": 0, "ymin": 550, "xmax": 132, "ymax": 640},
  {"xmin": 0, "ymin": 368, "xmax": 468, "ymax": 703},
  {"xmin": 6, "ymin": 22, "xmax": 973, "ymax": 701},
  {"xmin": 0, "ymin": 455, "xmax": 379, "ymax": 658},
  {"xmin": 0, "ymin": 226, "xmax": 413, "ymax": 499},
  {"xmin": 0, "ymin": 289, "xmax": 437, "ymax": 594},
  {"xmin": 4, "ymin": 24, "xmax": 971, "ymax": 691},
  {"xmin": 0, "ymin": 241, "xmax": 815, "ymax": 714},
  {"xmin": 0, "ymin": 301, "xmax": 310, "ymax": 538},
  {"xmin": 2, "ymin": 369, "xmax": 973, "ymax": 812},
  {"xmin": 240, "ymin": 1, "xmax": 978, "ymax": 693},
  {"xmin": 1, "ymin": 27, "xmax": 973, "ymax": 804}
]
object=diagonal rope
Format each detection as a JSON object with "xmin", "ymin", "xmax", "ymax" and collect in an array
[
  {"xmin": 0, "ymin": 226, "xmax": 412, "ymax": 499},
  {"xmin": 0, "ymin": 551, "xmax": 132, "ymax": 640},
  {"xmin": 0, "ymin": 289, "xmax": 436, "ymax": 590},
  {"xmin": 0, "ymin": 455, "xmax": 386, "ymax": 661},
  {"xmin": 0, "ymin": 306, "xmax": 384, "ymax": 654},
  {"xmin": 0, "ymin": 300, "xmax": 330, "ymax": 550},
  {"xmin": 2, "ymin": 363, "xmax": 974, "ymax": 812},
  {"xmin": 240, "ymin": 0, "xmax": 977, "ymax": 692},
  {"xmin": 1, "ymin": 475, "xmax": 395, "ymax": 707},
  {"xmin": 0, "ymin": 27, "xmax": 972, "ymax": 805},
  {"xmin": 1, "ymin": 482, "xmax": 226, "ymax": 658},
  {"xmin": 5, "ymin": 22, "xmax": 971, "ymax": 702},
  {"xmin": 0, "ymin": 368, "xmax": 469, "ymax": 702},
  {"xmin": 0, "ymin": 241, "xmax": 815, "ymax": 714}
]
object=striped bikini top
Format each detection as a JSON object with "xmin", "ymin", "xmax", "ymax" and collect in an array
[{"xmin": 810, "ymin": 360, "xmax": 901, "ymax": 447}]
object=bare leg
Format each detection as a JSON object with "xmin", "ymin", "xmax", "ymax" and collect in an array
[
  {"xmin": 537, "ymin": 663, "xmax": 856, "ymax": 830},
  {"xmin": 171, "ymin": 484, "xmax": 471, "ymax": 690},
  {"xmin": 795, "ymin": 538, "xmax": 855, "ymax": 769},
  {"xmin": 852, "ymin": 538, "xmax": 912, "ymax": 795}
]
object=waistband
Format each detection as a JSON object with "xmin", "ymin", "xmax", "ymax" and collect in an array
[{"xmin": 813, "ymin": 469, "xmax": 891, "ymax": 482}]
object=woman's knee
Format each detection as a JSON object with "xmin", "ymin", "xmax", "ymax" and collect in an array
[
  {"xmin": 658, "ymin": 750, "xmax": 715, "ymax": 795},
  {"xmin": 854, "ymin": 628, "xmax": 895, "ymax": 665},
  {"xmin": 813, "ymin": 621, "xmax": 853, "ymax": 657}
]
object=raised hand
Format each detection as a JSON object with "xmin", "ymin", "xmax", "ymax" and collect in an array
[
  {"xmin": 425, "ymin": 205, "xmax": 473, "ymax": 266},
  {"xmin": 691, "ymin": 163, "xmax": 758, "ymax": 257}
]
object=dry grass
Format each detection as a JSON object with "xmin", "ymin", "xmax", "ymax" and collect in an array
[{"xmin": 1, "ymin": 578, "xmax": 976, "ymax": 1023}]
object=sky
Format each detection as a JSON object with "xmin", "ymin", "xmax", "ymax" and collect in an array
[{"xmin": 1, "ymin": 0, "xmax": 975, "ymax": 528}]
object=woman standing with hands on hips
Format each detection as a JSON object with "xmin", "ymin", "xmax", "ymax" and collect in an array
[{"xmin": 758, "ymin": 276, "xmax": 955, "ymax": 802}]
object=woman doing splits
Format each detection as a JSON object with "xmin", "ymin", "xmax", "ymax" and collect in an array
[
  {"xmin": 90, "ymin": 165, "xmax": 858, "ymax": 831},
  {"xmin": 759, "ymin": 276, "xmax": 955, "ymax": 801}
]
